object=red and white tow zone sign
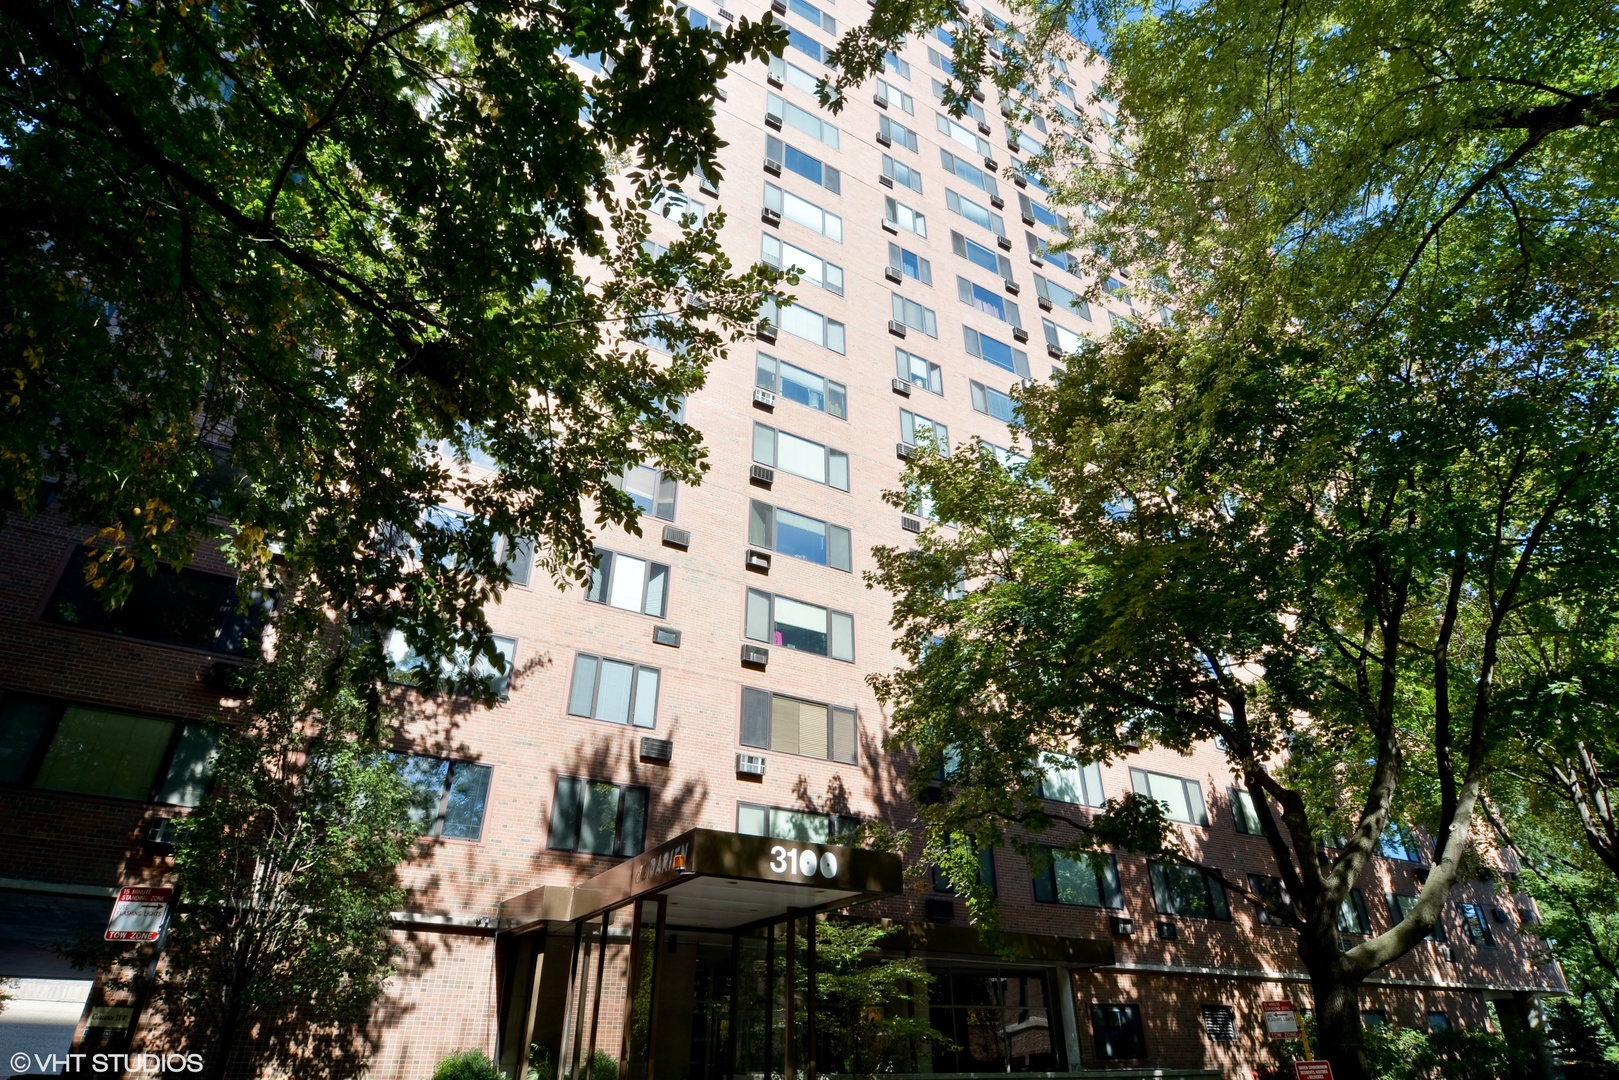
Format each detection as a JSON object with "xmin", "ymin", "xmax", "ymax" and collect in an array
[
  {"xmin": 105, "ymin": 886, "xmax": 173, "ymax": 942},
  {"xmin": 1295, "ymin": 1062, "xmax": 1335, "ymax": 1080}
]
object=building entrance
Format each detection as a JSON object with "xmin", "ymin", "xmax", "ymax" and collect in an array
[{"xmin": 495, "ymin": 828, "xmax": 903, "ymax": 1080}]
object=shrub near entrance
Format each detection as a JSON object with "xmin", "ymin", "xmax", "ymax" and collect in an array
[{"xmin": 428, "ymin": 1050, "xmax": 504, "ymax": 1080}]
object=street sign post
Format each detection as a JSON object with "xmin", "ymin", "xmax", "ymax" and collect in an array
[
  {"xmin": 1295, "ymin": 1062, "xmax": 1335, "ymax": 1080},
  {"xmin": 1262, "ymin": 1000, "xmax": 1300, "ymax": 1039},
  {"xmin": 105, "ymin": 886, "xmax": 173, "ymax": 942}
]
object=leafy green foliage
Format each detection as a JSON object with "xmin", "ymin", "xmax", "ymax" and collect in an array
[
  {"xmin": 807, "ymin": 919, "xmax": 943, "ymax": 1075},
  {"xmin": 0, "ymin": 0, "xmax": 784, "ymax": 690},
  {"xmin": 158, "ymin": 607, "xmax": 419, "ymax": 1079},
  {"xmin": 428, "ymin": 1050, "xmax": 506, "ymax": 1080}
]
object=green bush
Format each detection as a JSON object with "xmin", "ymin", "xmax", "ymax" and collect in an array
[
  {"xmin": 429, "ymin": 1049, "xmax": 505, "ymax": 1080},
  {"xmin": 589, "ymin": 1050, "xmax": 619, "ymax": 1080}
]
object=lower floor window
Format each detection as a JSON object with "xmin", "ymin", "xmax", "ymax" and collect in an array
[
  {"xmin": 929, "ymin": 963, "xmax": 1062, "ymax": 1071},
  {"xmin": 1090, "ymin": 1003, "xmax": 1146, "ymax": 1060},
  {"xmin": 548, "ymin": 777, "xmax": 648, "ymax": 856},
  {"xmin": 736, "ymin": 803, "xmax": 858, "ymax": 844},
  {"xmin": 398, "ymin": 756, "xmax": 493, "ymax": 840}
]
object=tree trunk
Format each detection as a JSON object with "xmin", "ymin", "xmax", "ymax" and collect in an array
[{"xmin": 1312, "ymin": 972, "xmax": 1372, "ymax": 1080}]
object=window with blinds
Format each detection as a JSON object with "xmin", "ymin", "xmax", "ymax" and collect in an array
[{"xmin": 740, "ymin": 687, "xmax": 857, "ymax": 763}]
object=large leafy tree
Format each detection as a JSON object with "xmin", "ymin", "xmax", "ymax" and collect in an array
[{"xmin": 0, "ymin": 0, "xmax": 782, "ymax": 688}]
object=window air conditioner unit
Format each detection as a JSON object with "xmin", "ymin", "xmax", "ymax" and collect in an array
[
  {"xmin": 978, "ymin": 121, "xmax": 993, "ymax": 136},
  {"xmin": 765, "ymin": 112, "xmax": 784, "ymax": 130},
  {"xmin": 887, "ymin": 319, "xmax": 908, "ymax": 337},
  {"xmin": 749, "ymin": 464, "xmax": 775, "ymax": 486},
  {"xmin": 996, "ymin": 235, "xmax": 1013, "ymax": 251},
  {"xmin": 1037, "ymin": 296, "xmax": 1053, "ymax": 311},
  {"xmin": 1003, "ymin": 279, "xmax": 1020, "ymax": 294},
  {"xmin": 878, "ymin": 174, "xmax": 895, "ymax": 189},
  {"xmin": 652, "ymin": 625, "xmax": 682, "ymax": 648},
  {"xmin": 900, "ymin": 515, "xmax": 923, "ymax": 533},
  {"xmin": 753, "ymin": 386, "xmax": 777, "ymax": 408},
  {"xmin": 890, "ymin": 377, "xmax": 912, "ymax": 396},
  {"xmin": 745, "ymin": 549, "xmax": 772, "ymax": 572},
  {"xmin": 740, "ymin": 644, "xmax": 770, "ymax": 667},
  {"xmin": 972, "ymin": 87, "xmax": 985, "ymax": 103},
  {"xmin": 1028, "ymin": 252, "xmax": 1043, "ymax": 266},
  {"xmin": 1021, "ymin": 213, "xmax": 1037, "ymax": 227},
  {"xmin": 1012, "ymin": 173, "xmax": 1028, "ymax": 188},
  {"xmin": 717, "ymin": 7, "xmax": 734, "ymax": 19},
  {"xmin": 660, "ymin": 525, "xmax": 691, "ymax": 550},
  {"xmin": 883, "ymin": 266, "xmax": 903, "ymax": 283},
  {"xmin": 925, "ymin": 897, "xmax": 956, "ymax": 922},
  {"xmin": 989, "ymin": 194, "xmax": 1005, "ymax": 209},
  {"xmin": 881, "ymin": 219, "xmax": 899, "ymax": 234},
  {"xmin": 761, "ymin": 208, "xmax": 781, "ymax": 226},
  {"xmin": 896, "ymin": 442, "xmax": 916, "ymax": 460},
  {"xmin": 699, "ymin": 178, "xmax": 719, "ymax": 197},
  {"xmin": 984, "ymin": 156, "xmax": 998, "ymax": 170},
  {"xmin": 771, "ymin": 0, "xmax": 787, "ymax": 12},
  {"xmin": 756, "ymin": 322, "xmax": 778, "ymax": 343},
  {"xmin": 763, "ymin": 157, "xmax": 783, "ymax": 176},
  {"xmin": 1156, "ymin": 921, "xmax": 1178, "ymax": 941},
  {"xmin": 715, "ymin": 87, "xmax": 728, "ymax": 102},
  {"xmin": 875, "ymin": 131, "xmax": 893, "ymax": 147},
  {"xmin": 1046, "ymin": 343, "xmax": 1063, "ymax": 359},
  {"xmin": 737, "ymin": 752, "xmax": 767, "ymax": 776},
  {"xmin": 873, "ymin": 93, "xmax": 888, "ymax": 109},
  {"xmin": 1011, "ymin": 327, "xmax": 1029, "ymax": 343},
  {"xmin": 766, "ymin": 71, "xmax": 784, "ymax": 88},
  {"xmin": 1110, "ymin": 916, "xmax": 1135, "ymax": 936},
  {"xmin": 1007, "ymin": 134, "xmax": 1021, "ymax": 151},
  {"xmin": 640, "ymin": 737, "xmax": 674, "ymax": 763}
]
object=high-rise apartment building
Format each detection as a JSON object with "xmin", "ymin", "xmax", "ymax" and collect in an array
[{"xmin": 0, "ymin": 0, "xmax": 1565, "ymax": 1076}]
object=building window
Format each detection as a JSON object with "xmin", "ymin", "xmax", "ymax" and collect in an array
[
  {"xmin": 766, "ymin": 93, "xmax": 840, "ymax": 150},
  {"xmin": 1201, "ymin": 1005, "xmax": 1237, "ymax": 1043},
  {"xmin": 1427, "ymin": 1012, "xmax": 1450, "ymax": 1032},
  {"xmin": 963, "ymin": 326, "xmax": 1031, "ymax": 378},
  {"xmin": 752, "ymin": 422, "xmax": 851, "ymax": 491},
  {"xmin": 939, "ymin": 149, "xmax": 998, "ymax": 198},
  {"xmin": 883, "ymin": 52, "xmax": 910, "ymax": 79},
  {"xmin": 881, "ymin": 154, "xmax": 924, "ymax": 193},
  {"xmin": 1091, "ymin": 1004, "xmax": 1146, "ymax": 1060},
  {"xmin": 958, "ymin": 276, "xmax": 1020, "ymax": 326},
  {"xmin": 399, "ymin": 756, "xmax": 493, "ymax": 840},
  {"xmin": 786, "ymin": 0, "xmax": 835, "ymax": 35},
  {"xmin": 1033, "ymin": 273, "xmax": 1091, "ymax": 319},
  {"xmin": 1039, "ymin": 756, "xmax": 1104, "ymax": 806},
  {"xmin": 761, "ymin": 234, "xmax": 844, "ymax": 295},
  {"xmin": 929, "ymin": 964, "xmax": 1060, "ymax": 1071},
  {"xmin": 1338, "ymin": 888, "xmax": 1372, "ymax": 935},
  {"xmin": 740, "ymin": 688, "xmax": 857, "ymax": 763},
  {"xmin": 1248, "ymin": 873, "xmax": 1293, "ymax": 925},
  {"xmin": 891, "ymin": 293, "xmax": 939, "ymax": 337},
  {"xmin": 897, "ymin": 348, "xmax": 944, "ymax": 395},
  {"xmin": 748, "ymin": 501, "xmax": 852, "ymax": 571},
  {"xmin": 761, "ymin": 298, "xmax": 846, "ymax": 353},
  {"xmin": 1148, "ymin": 860, "xmax": 1230, "ymax": 919},
  {"xmin": 764, "ymin": 182, "xmax": 842, "ymax": 241},
  {"xmin": 1361, "ymin": 1010, "xmax": 1387, "ymax": 1029},
  {"xmin": 744, "ymin": 589, "xmax": 854, "ymax": 661},
  {"xmin": 586, "ymin": 550, "xmax": 669, "ymax": 618},
  {"xmin": 768, "ymin": 55, "xmax": 825, "ymax": 98},
  {"xmin": 766, "ymin": 135, "xmax": 840, "ymax": 193},
  {"xmin": 981, "ymin": 442, "xmax": 1029, "ymax": 471},
  {"xmin": 0, "ymin": 694, "xmax": 219, "ymax": 806},
  {"xmin": 878, "ymin": 114, "xmax": 920, "ymax": 152},
  {"xmin": 1231, "ymin": 787, "xmax": 1264, "ymax": 834},
  {"xmin": 952, "ymin": 230, "xmax": 1014, "ymax": 279},
  {"xmin": 1032, "ymin": 849, "xmax": 1123, "ymax": 908},
  {"xmin": 1379, "ymin": 824, "xmax": 1426, "ymax": 862},
  {"xmin": 936, "ymin": 113, "xmax": 991, "ymax": 158},
  {"xmin": 946, "ymin": 189, "xmax": 1006, "ymax": 237},
  {"xmin": 884, "ymin": 196, "xmax": 927, "ymax": 237},
  {"xmin": 932, "ymin": 843, "xmax": 997, "ymax": 895},
  {"xmin": 1043, "ymin": 317, "xmax": 1085, "ymax": 357},
  {"xmin": 567, "ymin": 654, "xmax": 660, "ymax": 728},
  {"xmin": 1460, "ymin": 902, "xmax": 1497, "ymax": 947},
  {"xmin": 547, "ymin": 777, "xmax": 648, "ymax": 856},
  {"xmin": 1129, "ymin": 767, "xmax": 1209, "ymax": 825},
  {"xmin": 875, "ymin": 78, "xmax": 914, "ymax": 113},
  {"xmin": 1389, "ymin": 892, "xmax": 1446, "ymax": 941},
  {"xmin": 900, "ymin": 409, "xmax": 949, "ymax": 452},
  {"xmin": 738, "ymin": 803, "xmax": 858, "ymax": 842},
  {"xmin": 609, "ymin": 465, "xmax": 678, "ymax": 521},
  {"xmin": 44, "ymin": 549, "xmax": 274, "ymax": 659},
  {"xmin": 970, "ymin": 380, "xmax": 1018, "ymax": 422},
  {"xmin": 385, "ymin": 631, "xmax": 518, "ymax": 698},
  {"xmin": 755, "ymin": 354, "xmax": 847, "ymax": 418},
  {"xmin": 784, "ymin": 26, "xmax": 829, "ymax": 66},
  {"xmin": 888, "ymin": 243, "xmax": 933, "ymax": 285}
]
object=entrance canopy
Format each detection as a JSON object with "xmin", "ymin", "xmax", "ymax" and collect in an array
[{"xmin": 498, "ymin": 827, "xmax": 903, "ymax": 933}]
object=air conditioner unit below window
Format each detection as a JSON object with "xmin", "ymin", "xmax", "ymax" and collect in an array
[
  {"xmin": 984, "ymin": 156, "xmax": 998, "ymax": 170},
  {"xmin": 875, "ymin": 131, "xmax": 893, "ymax": 147},
  {"xmin": 896, "ymin": 442, "xmax": 915, "ymax": 460},
  {"xmin": 887, "ymin": 320, "xmax": 908, "ymax": 337},
  {"xmin": 740, "ymin": 644, "xmax": 769, "ymax": 667},
  {"xmin": 640, "ymin": 737, "xmax": 674, "ymax": 763},
  {"xmin": 1047, "ymin": 343, "xmax": 1063, "ymax": 359},
  {"xmin": 652, "ymin": 625, "xmax": 682, "ymax": 647},
  {"xmin": 761, "ymin": 208, "xmax": 781, "ymax": 226},
  {"xmin": 996, "ymin": 235, "xmax": 1013, "ymax": 251},
  {"xmin": 1021, "ymin": 214, "xmax": 1037, "ymax": 227},
  {"xmin": 1012, "ymin": 173, "xmax": 1028, "ymax": 188},
  {"xmin": 884, "ymin": 266, "xmax": 903, "ymax": 283},
  {"xmin": 1029, "ymin": 252, "xmax": 1044, "ymax": 266},
  {"xmin": 1037, "ymin": 296, "xmax": 1053, "ymax": 311},
  {"xmin": 756, "ymin": 322, "xmax": 778, "ymax": 343},
  {"xmin": 745, "ymin": 549, "xmax": 772, "ymax": 572},
  {"xmin": 990, "ymin": 194, "xmax": 1006, "ymax": 209},
  {"xmin": 1012, "ymin": 327, "xmax": 1029, "ymax": 343},
  {"xmin": 766, "ymin": 72, "xmax": 784, "ymax": 88},
  {"xmin": 901, "ymin": 515, "xmax": 923, "ymax": 533},
  {"xmin": 1003, "ymin": 279, "xmax": 1020, "ymax": 294},
  {"xmin": 763, "ymin": 157, "xmax": 783, "ymax": 175},
  {"xmin": 752, "ymin": 387, "xmax": 777, "ymax": 408},
  {"xmin": 770, "ymin": 0, "xmax": 787, "ymax": 12},
  {"xmin": 873, "ymin": 93, "xmax": 888, "ymax": 109},
  {"xmin": 881, "ymin": 219, "xmax": 899, "ymax": 234},
  {"xmin": 878, "ymin": 175, "xmax": 895, "ymax": 189},
  {"xmin": 737, "ymin": 752, "xmax": 767, "ymax": 776},
  {"xmin": 979, "ymin": 121, "xmax": 993, "ymax": 136},
  {"xmin": 660, "ymin": 526, "xmax": 691, "ymax": 550},
  {"xmin": 890, "ymin": 377, "xmax": 912, "ymax": 396},
  {"xmin": 765, "ymin": 112, "xmax": 784, "ymax": 130},
  {"xmin": 749, "ymin": 464, "xmax": 775, "ymax": 486}
]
